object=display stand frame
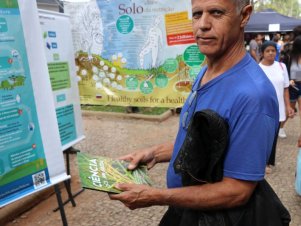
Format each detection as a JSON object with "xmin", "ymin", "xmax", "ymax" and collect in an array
[{"xmin": 53, "ymin": 147, "xmax": 85, "ymax": 212}]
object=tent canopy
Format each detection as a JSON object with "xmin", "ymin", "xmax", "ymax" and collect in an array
[{"xmin": 245, "ymin": 9, "xmax": 301, "ymax": 33}]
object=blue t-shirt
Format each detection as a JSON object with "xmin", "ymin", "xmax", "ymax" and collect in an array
[{"xmin": 167, "ymin": 54, "xmax": 279, "ymax": 188}]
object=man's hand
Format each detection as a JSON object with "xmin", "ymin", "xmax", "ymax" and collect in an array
[
  {"xmin": 108, "ymin": 177, "xmax": 257, "ymax": 211},
  {"xmin": 109, "ymin": 183, "xmax": 156, "ymax": 210},
  {"xmin": 120, "ymin": 142, "xmax": 174, "ymax": 170},
  {"xmin": 119, "ymin": 148, "xmax": 157, "ymax": 170}
]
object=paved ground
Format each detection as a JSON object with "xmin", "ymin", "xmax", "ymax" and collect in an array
[{"xmin": 2, "ymin": 112, "xmax": 301, "ymax": 226}]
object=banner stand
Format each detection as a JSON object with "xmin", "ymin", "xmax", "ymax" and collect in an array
[
  {"xmin": 54, "ymin": 183, "xmax": 69, "ymax": 226},
  {"xmin": 38, "ymin": 10, "xmax": 86, "ymax": 213},
  {"xmin": 53, "ymin": 147, "xmax": 85, "ymax": 212}
]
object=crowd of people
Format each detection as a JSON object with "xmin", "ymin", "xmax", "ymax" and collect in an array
[{"xmin": 247, "ymin": 26, "xmax": 301, "ymax": 173}]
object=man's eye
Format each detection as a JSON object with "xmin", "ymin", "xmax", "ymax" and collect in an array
[
  {"xmin": 211, "ymin": 10, "xmax": 223, "ymax": 16},
  {"xmin": 192, "ymin": 11, "xmax": 202, "ymax": 19}
]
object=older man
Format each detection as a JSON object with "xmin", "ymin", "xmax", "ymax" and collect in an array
[{"xmin": 110, "ymin": 0, "xmax": 280, "ymax": 224}]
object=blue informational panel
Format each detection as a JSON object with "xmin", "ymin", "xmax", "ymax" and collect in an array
[{"xmin": 0, "ymin": 0, "xmax": 69, "ymax": 207}]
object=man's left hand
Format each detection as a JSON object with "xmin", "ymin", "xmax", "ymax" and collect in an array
[{"xmin": 109, "ymin": 183, "xmax": 156, "ymax": 210}]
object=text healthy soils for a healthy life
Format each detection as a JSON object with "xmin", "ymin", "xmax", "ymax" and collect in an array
[{"xmin": 77, "ymin": 152, "xmax": 153, "ymax": 193}]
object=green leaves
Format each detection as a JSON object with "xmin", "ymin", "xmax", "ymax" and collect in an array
[{"xmin": 253, "ymin": 0, "xmax": 301, "ymax": 18}]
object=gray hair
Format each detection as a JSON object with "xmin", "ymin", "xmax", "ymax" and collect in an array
[{"xmin": 232, "ymin": 0, "xmax": 251, "ymax": 12}]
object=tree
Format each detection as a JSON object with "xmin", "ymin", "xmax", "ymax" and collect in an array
[{"xmin": 253, "ymin": 0, "xmax": 301, "ymax": 18}]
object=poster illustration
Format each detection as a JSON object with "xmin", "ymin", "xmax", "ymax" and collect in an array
[
  {"xmin": 0, "ymin": 0, "xmax": 49, "ymax": 203},
  {"xmin": 64, "ymin": 0, "xmax": 205, "ymax": 107}
]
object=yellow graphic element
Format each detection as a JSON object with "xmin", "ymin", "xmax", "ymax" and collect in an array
[
  {"xmin": 165, "ymin": 11, "xmax": 193, "ymax": 35},
  {"xmin": 111, "ymin": 53, "xmax": 127, "ymax": 68}
]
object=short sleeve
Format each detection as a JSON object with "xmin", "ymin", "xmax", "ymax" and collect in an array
[
  {"xmin": 280, "ymin": 63, "xmax": 290, "ymax": 88},
  {"xmin": 223, "ymin": 112, "xmax": 276, "ymax": 181}
]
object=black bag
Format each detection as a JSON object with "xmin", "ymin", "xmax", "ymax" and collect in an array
[
  {"xmin": 174, "ymin": 109, "xmax": 229, "ymax": 185},
  {"xmin": 160, "ymin": 110, "xmax": 291, "ymax": 226}
]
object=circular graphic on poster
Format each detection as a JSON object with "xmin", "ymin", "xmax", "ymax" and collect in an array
[
  {"xmin": 183, "ymin": 45, "xmax": 205, "ymax": 67},
  {"xmin": 116, "ymin": 15, "xmax": 134, "ymax": 34},
  {"xmin": 126, "ymin": 76, "xmax": 138, "ymax": 90},
  {"xmin": 140, "ymin": 81, "xmax": 153, "ymax": 94},
  {"xmin": 189, "ymin": 66, "xmax": 202, "ymax": 80},
  {"xmin": 163, "ymin": 58, "xmax": 178, "ymax": 73},
  {"xmin": 155, "ymin": 74, "xmax": 168, "ymax": 88}
]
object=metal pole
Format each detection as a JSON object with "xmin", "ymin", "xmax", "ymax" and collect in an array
[{"xmin": 54, "ymin": 184, "xmax": 68, "ymax": 226}]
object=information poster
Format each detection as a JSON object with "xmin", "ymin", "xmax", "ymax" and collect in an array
[
  {"xmin": 39, "ymin": 10, "xmax": 85, "ymax": 150},
  {"xmin": 0, "ymin": 0, "xmax": 69, "ymax": 207},
  {"xmin": 64, "ymin": 0, "xmax": 205, "ymax": 108}
]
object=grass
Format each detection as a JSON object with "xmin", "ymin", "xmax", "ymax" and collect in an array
[{"xmin": 81, "ymin": 105, "xmax": 171, "ymax": 115}]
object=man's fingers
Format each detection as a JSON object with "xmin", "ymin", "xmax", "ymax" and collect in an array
[
  {"xmin": 127, "ymin": 155, "xmax": 144, "ymax": 170},
  {"xmin": 146, "ymin": 159, "xmax": 156, "ymax": 170},
  {"xmin": 108, "ymin": 183, "xmax": 133, "ymax": 200},
  {"xmin": 118, "ymin": 154, "xmax": 134, "ymax": 161},
  {"xmin": 118, "ymin": 153, "xmax": 142, "ymax": 170},
  {"xmin": 115, "ymin": 183, "xmax": 133, "ymax": 191}
]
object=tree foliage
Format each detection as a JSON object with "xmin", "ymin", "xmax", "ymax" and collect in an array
[{"xmin": 252, "ymin": 0, "xmax": 301, "ymax": 18}]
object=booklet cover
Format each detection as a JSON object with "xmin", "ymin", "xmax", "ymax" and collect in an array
[{"xmin": 77, "ymin": 152, "xmax": 152, "ymax": 193}]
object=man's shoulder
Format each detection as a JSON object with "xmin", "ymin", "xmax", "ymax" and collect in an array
[{"xmin": 233, "ymin": 62, "xmax": 275, "ymax": 98}]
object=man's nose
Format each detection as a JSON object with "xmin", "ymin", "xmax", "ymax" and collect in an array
[{"xmin": 197, "ymin": 13, "xmax": 211, "ymax": 31}]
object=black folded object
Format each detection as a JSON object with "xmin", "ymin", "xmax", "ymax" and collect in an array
[
  {"xmin": 174, "ymin": 109, "xmax": 229, "ymax": 185},
  {"xmin": 160, "ymin": 109, "xmax": 291, "ymax": 226}
]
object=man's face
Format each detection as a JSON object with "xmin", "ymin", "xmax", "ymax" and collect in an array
[{"xmin": 191, "ymin": 0, "xmax": 243, "ymax": 58}]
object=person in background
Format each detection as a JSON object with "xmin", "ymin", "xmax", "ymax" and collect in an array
[
  {"xmin": 259, "ymin": 41, "xmax": 294, "ymax": 173},
  {"xmin": 109, "ymin": 0, "xmax": 280, "ymax": 224},
  {"xmin": 281, "ymin": 26, "xmax": 301, "ymax": 67},
  {"xmin": 279, "ymin": 26, "xmax": 301, "ymax": 138},
  {"xmin": 276, "ymin": 33, "xmax": 284, "ymax": 46},
  {"xmin": 281, "ymin": 33, "xmax": 290, "ymax": 52},
  {"xmin": 289, "ymin": 36, "xmax": 301, "ymax": 129},
  {"xmin": 272, "ymin": 34, "xmax": 281, "ymax": 61},
  {"xmin": 249, "ymin": 33, "xmax": 263, "ymax": 62}
]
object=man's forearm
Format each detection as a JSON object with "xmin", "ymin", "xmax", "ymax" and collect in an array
[
  {"xmin": 151, "ymin": 177, "xmax": 257, "ymax": 210},
  {"xmin": 152, "ymin": 141, "xmax": 174, "ymax": 163}
]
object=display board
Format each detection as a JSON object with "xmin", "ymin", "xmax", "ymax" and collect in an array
[
  {"xmin": 0, "ymin": 0, "xmax": 69, "ymax": 207},
  {"xmin": 39, "ymin": 10, "xmax": 85, "ymax": 150},
  {"xmin": 64, "ymin": 0, "xmax": 205, "ymax": 108}
]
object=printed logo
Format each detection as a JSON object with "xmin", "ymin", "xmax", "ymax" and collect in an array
[
  {"xmin": 48, "ymin": 31, "xmax": 56, "ymax": 38},
  {"xmin": 51, "ymin": 43, "xmax": 58, "ymax": 49}
]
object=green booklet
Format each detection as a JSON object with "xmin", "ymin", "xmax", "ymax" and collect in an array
[{"xmin": 77, "ymin": 152, "xmax": 152, "ymax": 193}]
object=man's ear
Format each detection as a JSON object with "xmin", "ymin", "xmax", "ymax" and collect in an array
[{"xmin": 240, "ymin": 5, "xmax": 253, "ymax": 28}]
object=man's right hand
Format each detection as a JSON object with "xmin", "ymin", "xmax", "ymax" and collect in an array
[
  {"xmin": 119, "ymin": 142, "xmax": 174, "ymax": 170},
  {"xmin": 120, "ymin": 148, "xmax": 157, "ymax": 170}
]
